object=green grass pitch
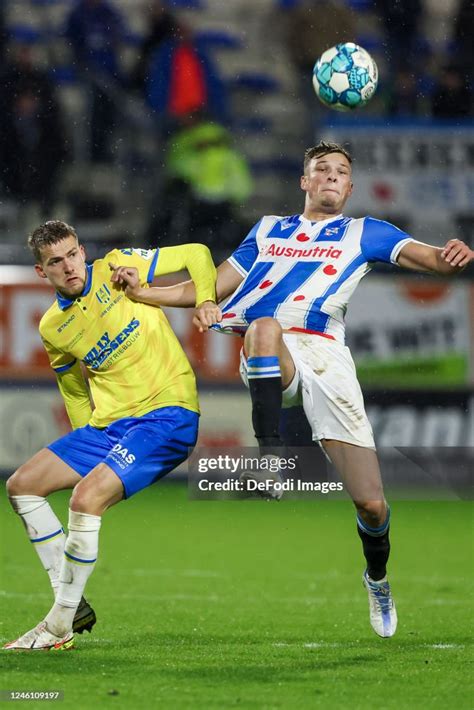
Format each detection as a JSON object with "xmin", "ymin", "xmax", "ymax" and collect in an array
[{"xmin": 0, "ymin": 482, "xmax": 472, "ymax": 709}]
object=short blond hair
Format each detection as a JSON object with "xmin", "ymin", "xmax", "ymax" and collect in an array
[{"xmin": 28, "ymin": 220, "xmax": 78, "ymax": 263}]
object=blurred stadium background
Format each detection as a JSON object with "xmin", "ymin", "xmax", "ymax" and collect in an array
[{"xmin": 0, "ymin": 0, "xmax": 472, "ymax": 479}]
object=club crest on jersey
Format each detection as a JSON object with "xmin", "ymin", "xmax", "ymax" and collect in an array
[
  {"xmin": 324, "ymin": 227, "xmax": 339, "ymax": 236},
  {"xmin": 95, "ymin": 283, "xmax": 111, "ymax": 304},
  {"xmin": 119, "ymin": 248, "xmax": 154, "ymax": 260}
]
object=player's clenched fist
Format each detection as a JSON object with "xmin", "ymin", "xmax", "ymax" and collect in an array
[
  {"xmin": 193, "ymin": 301, "xmax": 222, "ymax": 333},
  {"xmin": 109, "ymin": 263, "xmax": 143, "ymax": 299},
  {"xmin": 440, "ymin": 239, "xmax": 473, "ymax": 268}
]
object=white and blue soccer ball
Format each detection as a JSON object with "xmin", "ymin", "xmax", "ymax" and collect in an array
[{"xmin": 312, "ymin": 43, "xmax": 378, "ymax": 111}]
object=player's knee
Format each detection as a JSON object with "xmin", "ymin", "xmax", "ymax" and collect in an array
[
  {"xmin": 356, "ymin": 499, "xmax": 388, "ymax": 526},
  {"xmin": 246, "ymin": 317, "xmax": 282, "ymax": 354},
  {"xmin": 70, "ymin": 478, "xmax": 112, "ymax": 516},
  {"xmin": 70, "ymin": 482, "xmax": 96, "ymax": 515},
  {"xmin": 6, "ymin": 464, "xmax": 38, "ymax": 497}
]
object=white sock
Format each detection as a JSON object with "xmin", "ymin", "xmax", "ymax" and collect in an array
[
  {"xmin": 10, "ymin": 495, "xmax": 65, "ymax": 596},
  {"xmin": 45, "ymin": 509, "xmax": 101, "ymax": 637}
]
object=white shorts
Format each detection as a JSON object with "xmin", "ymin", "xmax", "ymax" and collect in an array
[{"xmin": 240, "ymin": 333, "xmax": 375, "ymax": 450}]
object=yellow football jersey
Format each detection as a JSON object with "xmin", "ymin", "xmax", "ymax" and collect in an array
[{"xmin": 39, "ymin": 245, "xmax": 216, "ymax": 429}]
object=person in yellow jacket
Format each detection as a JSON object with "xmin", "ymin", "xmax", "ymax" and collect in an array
[
  {"xmin": 149, "ymin": 117, "xmax": 253, "ymax": 252},
  {"xmin": 166, "ymin": 119, "xmax": 253, "ymax": 206},
  {"xmin": 4, "ymin": 219, "xmax": 219, "ymax": 651}
]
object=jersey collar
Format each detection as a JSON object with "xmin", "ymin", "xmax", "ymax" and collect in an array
[
  {"xmin": 56, "ymin": 263, "xmax": 93, "ymax": 310},
  {"xmin": 300, "ymin": 213, "xmax": 344, "ymax": 227}
]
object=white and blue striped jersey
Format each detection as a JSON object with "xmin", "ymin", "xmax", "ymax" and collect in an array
[{"xmin": 214, "ymin": 213, "xmax": 414, "ymax": 343}]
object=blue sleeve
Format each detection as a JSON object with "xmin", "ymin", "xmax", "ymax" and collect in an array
[
  {"xmin": 228, "ymin": 220, "xmax": 261, "ymax": 275},
  {"xmin": 360, "ymin": 217, "xmax": 413, "ymax": 265}
]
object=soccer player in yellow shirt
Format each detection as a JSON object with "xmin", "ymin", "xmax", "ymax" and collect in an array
[{"xmin": 4, "ymin": 220, "xmax": 218, "ymax": 651}]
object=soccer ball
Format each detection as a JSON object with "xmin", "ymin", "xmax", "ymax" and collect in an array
[{"xmin": 312, "ymin": 43, "xmax": 378, "ymax": 111}]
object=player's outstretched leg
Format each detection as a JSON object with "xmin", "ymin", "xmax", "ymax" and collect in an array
[
  {"xmin": 6, "ymin": 451, "xmax": 97, "ymax": 638},
  {"xmin": 3, "ymin": 508, "xmax": 101, "ymax": 651},
  {"xmin": 322, "ymin": 441, "xmax": 397, "ymax": 637},
  {"xmin": 358, "ymin": 506, "xmax": 397, "ymax": 638},
  {"xmin": 6, "ymin": 450, "xmax": 80, "ymax": 597},
  {"xmin": 246, "ymin": 318, "xmax": 285, "ymax": 453},
  {"xmin": 240, "ymin": 318, "xmax": 296, "ymax": 499},
  {"xmin": 4, "ymin": 463, "xmax": 122, "ymax": 651}
]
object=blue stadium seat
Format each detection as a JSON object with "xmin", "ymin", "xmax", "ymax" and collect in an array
[
  {"xmin": 276, "ymin": 0, "xmax": 301, "ymax": 8},
  {"xmin": 355, "ymin": 35, "xmax": 384, "ymax": 53},
  {"xmin": 229, "ymin": 74, "xmax": 280, "ymax": 93},
  {"xmin": 164, "ymin": 0, "xmax": 203, "ymax": 8},
  {"xmin": 123, "ymin": 31, "xmax": 144, "ymax": 47},
  {"xmin": 348, "ymin": 0, "xmax": 373, "ymax": 10},
  {"xmin": 48, "ymin": 65, "xmax": 77, "ymax": 84},
  {"xmin": 413, "ymin": 35, "xmax": 433, "ymax": 58},
  {"xmin": 8, "ymin": 25, "xmax": 42, "ymax": 44},
  {"xmin": 195, "ymin": 30, "xmax": 243, "ymax": 50},
  {"xmin": 417, "ymin": 73, "xmax": 436, "ymax": 96}
]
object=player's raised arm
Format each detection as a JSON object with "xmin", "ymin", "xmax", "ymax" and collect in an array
[
  {"xmin": 110, "ymin": 255, "xmax": 245, "ymax": 331},
  {"xmin": 109, "ymin": 263, "xmax": 196, "ymax": 306},
  {"xmin": 153, "ymin": 243, "xmax": 217, "ymax": 306},
  {"xmin": 397, "ymin": 239, "xmax": 473, "ymax": 274},
  {"xmin": 110, "ymin": 243, "xmax": 216, "ymax": 306},
  {"xmin": 110, "ymin": 243, "xmax": 221, "ymax": 331}
]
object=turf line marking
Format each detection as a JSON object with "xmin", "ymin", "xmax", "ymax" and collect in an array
[
  {"xmin": 126, "ymin": 568, "xmax": 225, "ymax": 578},
  {"xmin": 116, "ymin": 593, "xmax": 223, "ymax": 602},
  {"xmin": 0, "ymin": 590, "xmax": 50, "ymax": 600},
  {"xmin": 429, "ymin": 644, "xmax": 465, "ymax": 649},
  {"xmin": 273, "ymin": 642, "xmax": 345, "ymax": 649}
]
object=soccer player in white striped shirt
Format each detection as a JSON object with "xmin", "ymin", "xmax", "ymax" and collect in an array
[{"xmin": 118, "ymin": 141, "xmax": 473, "ymax": 638}]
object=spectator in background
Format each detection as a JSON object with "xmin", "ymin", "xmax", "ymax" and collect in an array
[
  {"xmin": 375, "ymin": 0, "xmax": 423, "ymax": 75},
  {"xmin": 147, "ymin": 113, "xmax": 252, "ymax": 256},
  {"xmin": 284, "ymin": 0, "xmax": 356, "ymax": 139},
  {"xmin": 386, "ymin": 66, "xmax": 421, "ymax": 117},
  {"xmin": 431, "ymin": 64, "xmax": 472, "ymax": 119},
  {"xmin": 65, "ymin": 0, "xmax": 125, "ymax": 162},
  {"xmin": 131, "ymin": 0, "xmax": 182, "ymax": 91},
  {"xmin": 145, "ymin": 32, "xmax": 229, "ymax": 132},
  {"xmin": 285, "ymin": 0, "xmax": 356, "ymax": 78},
  {"xmin": 2, "ymin": 43, "xmax": 57, "ymax": 109},
  {"xmin": 0, "ymin": 44, "xmax": 68, "ymax": 218}
]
